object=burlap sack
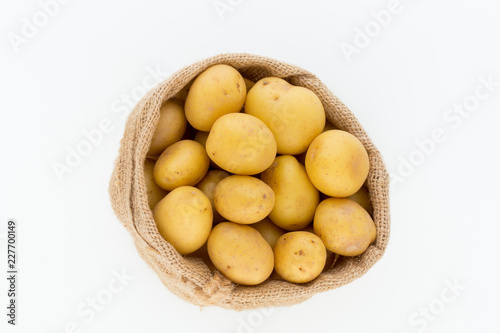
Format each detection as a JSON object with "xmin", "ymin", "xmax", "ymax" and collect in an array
[{"xmin": 109, "ymin": 53, "xmax": 390, "ymax": 310}]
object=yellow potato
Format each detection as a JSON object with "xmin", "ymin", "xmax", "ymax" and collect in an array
[
  {"xmin": 274, "ymin": 231, "xmax": 326, "ymax": 283},
  {"xmin": 244, "ymin": 78, "xmax": 255, "ymax": 93},
  {"xmin": 245, "ymin": 77, "xmax": 325, "ymax": 155},
  {"xmin": 260, "ymin": 155, "xmax": 319, "ymax": 230},
  {"xmin": 144, "ymin": 159, "xmax": 168, "ymax": 210},
  {"xmin": 206, "ymin": 113, "xmax": 277, "ymax": 175},
  {"xmin": 314, "ymin": 198, "xmax": 376, "ymax": 256},
  {"xmin": 214, "ymin": 175, "xmax": 275, "ymax": 224},
  {"xmin": 195, "ymin": 170, "xmax": 230, "ymax": 224},
  {"xmin": 207, "ymin": 222, "xmax": 274, "ymax": 285},
  {"xmin": 153, "ymin": 140, "xmax": 209, "ymax": 191},
  {"xmin": 185, "ymin": 64, "xmax": 246, "ymax": 131},
  {"xmin": 251, "ymin": 217, "xmax": 286, "ymax": 249},
  {"xmin": 153, "ymin": 186, "xmax": 212, "ymax": 254},
  {"xmin": 347, "ymin": 185, "xmax": 372, "ymax": 215},
  {"xmin": 148, "ymin": 99, "xmax": 187, "ymax": 157},
  {"xmin": 306, "ymin": 130, "xmax": 369, "ymax": 197}
]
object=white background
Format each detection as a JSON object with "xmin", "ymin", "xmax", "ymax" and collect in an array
[{"xmin": 1, "ymin": 0, "xmax": 499, "ymax": 332}]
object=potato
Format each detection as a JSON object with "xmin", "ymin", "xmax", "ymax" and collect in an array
[
  {"xmin": 244, "ymin": 78, "xmax": 255, "ymax": 93},
  {"xmin": 347, "ymin": 185, "xmax": 372, "ymax": 215},
  {"xmin": 314, "ymin": 198, "xmax": 376, "ymax": 256},
  {"xmin": 153, "ymin": 140, "xmax": 209, "ymax": 191},
  {"xmin": 148, "ymin": 99, "xmax": 187, "ymax": 157},
  {"xmin": 207, "ymin": 222, "xmax": 274, "ymax": 285},
  {"xmin": 251, "ymin": 217, "xmax": 286, "ymax": 249},
  {"xmin": 245, "ymin": 77, "xmax": 325, "ymax": 155},
  {"xmin": 306, "ymin": 130, "xmax": 369, "ymax": 197},
  {"xmin": 214, "ymin": 175, "xmax": 275, "ymax": 224},
  {"xmin": 185, "ymin": 64, "xmax": 246, "ymax": 131},
  {"xmin": 144, "ymin": 159, "xmax": 168, "ymax": 210},
  {"xmin": 174, "ymin": 80, "xmax": 194, "ymax": 102},
  {"xmin": 195, "ymin": 170, "xmax": 230, "ymax": 223},
  {"xmin": 261, "ymin": 155, "xmax": 319, "ymax": 231},
  {"xmin": 206, "ymin": 113, "xmax": 277, "ymax": 175},
  {"xmin": 274, "ymin": 231, "xmax": 326, "ymax": 283},
  {"xmin": 153, "ymin": 186, "xmax": 212, "ymax": 254}
]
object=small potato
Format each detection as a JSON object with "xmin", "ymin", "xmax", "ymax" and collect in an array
[
  {"xmin": 144, "ymin": 159, "xmax": 168, "ymax": 210},
  {"xmin": 174, "ymin": 80, "xmax": 194, "ymax": 102},
  {"xmin": 245, "ymin": 77, "xmax": 325, "ymax": 155},
  {"xmin": 196, "ymin": 170, "xmax": 230, "ymax": 223},
  {"xmin": 206, "ymin": 113, "xmax": 277, "ymax": 175},
  {"xmin": 244, "ymin": 78, "xmax": 255, "ymax": 93},
  {"xmin": 207, "ymin": 222, "xmax": 274, "ymax": 285},
  {"xmin": 306, "ymin": 130, "xmax": 369, "ymax": 197},
  {"xmin": 347, "ymin": 185, "xmax": 372, "ymax": 215},
  {"xmin": 274, "ymin": 231, "xmax": 326, "ymax": 284},
  {"xmin": 148, "ymin": 99, "xmax": 187, "ymax": 157},
  {"xmin": 214, "ymin": 175, "xmax": 275, "ymax": 224},
  {"xmin": 153, "ymin": 140, "xmax": 209, "ymax": 191},
  {"xmin": 251, "ymin": 218, "xmax": 286, "ymax": 249},
  {"xmin": 261, "ymin": 155, "xmax": 319, "ymax": 231},
  {"xmin": 153, "ymin": 186, "xmax": 212, "ymax": 254},
  {"xmin": 314, "ymin": 198, "xmax": 376, "ymax": 256},
  {"xmin": 185, "ymin": 64, "xmax": 246, "ymax": 131}
]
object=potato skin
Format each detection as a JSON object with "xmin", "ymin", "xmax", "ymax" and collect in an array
[
  {"xmin": 206, "ymin": 113, "xmax": 277, "ymax": 175},
  {"xmin": 214, "ymin": 175, "xmax": 275, "ymax": 224},
  {"xmin": 153, "ymin": 186, "xmax": 213, "ymax": 254},
  {"xmin": 301, "ymin": 224, "xmax": 338, "ymax": 272},
  {"xmin": 195, "ymin": 170, "xmax": 230, "ymax": 224},
  {"xmin": 153, "ymin": 140, "xmax": 210, "ymax": 191},
  {"xmin": 185, "ymin": 64, "xmax": 246, "ymax": 131},
  {"xmin": 144, "ymin": 159, "xmax": 168, "ymax": 210},
  {"xmin": 314, "ymin": 198, "xmax": 376, "ymax": 256},
  {"xmin": 207, "ymin": 222, "xmax": 274, "ymax": 285},
  {"xmin": 274, "ymin": 231, "xmax": 326, "ymax": 283},
  {"xmin": 261, "ymin": 155, "xmax": 319, "ymax": 231},
  {"xmin": 306, "ymin": 130, "xmax": 369, "ymax": 197},
  {"xmin": 251, "ymin": 217, "xmax": 286, "ymax": 249},
  {"xmin": 245, "ymin": 77, "xmax": 325, "ymax": 155},
  {"xmin": 148, "ymin": 99, "xmax": 187, "ymax": 157}
]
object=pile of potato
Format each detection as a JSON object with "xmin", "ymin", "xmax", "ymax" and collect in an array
[{"xmin": 145, "ymin": 64, "xmax": 376, "ymax": 286}]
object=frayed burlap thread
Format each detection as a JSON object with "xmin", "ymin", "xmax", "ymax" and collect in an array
[{"xmin": 109, "ymin": 53, "xmax": 390, "ymax": 310}]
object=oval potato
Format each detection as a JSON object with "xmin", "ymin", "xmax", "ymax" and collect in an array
[
  {"xmin": 185, "ymin": 64, "xmax": 246, "ymax": 131},
  {"xmin": 261, "ymin": 155, "xmax": 319, "ymax": 230},
  {"xmin": 153, "ymin": 140, "xmax": 210, "ymax": 191},
  {"xmin": 153, "ymin": 186, "xmax": 212, "ymax": 254},
  {"xmin": 274, "ymin": 231, "xmax": 326, "ymax": 283},
  {"xmin": 245, "ymin": 77, "xmax": 325, "ymax": 155},
  {"xmin": 207, "ymin": 222, "xmax": 274, "ymax": 285},
  {"xmin": 214, "ymin": 175, "xmax": 275, "ymax": 224},
  {"xmin": 314, "ymin": 198, "xmax": 376, "ymax": 256},
  {"xmin": 206, "ymin": 113, "xmax": 277, "ymax": 175},
  {"xmin": 306, "ymin": 130, "xmax": 369, "ymax": 197}
]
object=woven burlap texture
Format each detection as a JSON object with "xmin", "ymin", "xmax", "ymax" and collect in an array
[{"xmin": 109, "ymin": 53, "xmax": 390, "ymax": 311}]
